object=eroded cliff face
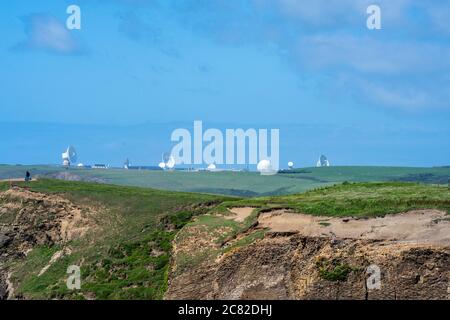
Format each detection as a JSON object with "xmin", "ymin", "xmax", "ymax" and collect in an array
[
  {"xmin": 166, "ymin": 210, "xmax": 450, "ymax": 300},
  {"xmin": 0, "ymin": 187, "xmax": 96, "ymax": 300}
]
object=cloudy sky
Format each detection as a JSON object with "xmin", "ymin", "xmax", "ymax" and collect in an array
[{"xmin": 0, "ymin": 0, "xmax": 449, "ymax": 167}]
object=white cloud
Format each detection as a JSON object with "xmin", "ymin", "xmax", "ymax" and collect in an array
[
  {"xmin": 17, "ymin": 14, "xmax": 81, "ymax": 54},
  {"xmin": 295, "ymin": 34, "xmax": 450, "ymax": 75},
  {"xmin": 253, "ymin": 0, "xmax": 411, "ymax": 27},
  {"xmin": 359, "ymin": 80, "xmax": 430, "ymax": 109}
]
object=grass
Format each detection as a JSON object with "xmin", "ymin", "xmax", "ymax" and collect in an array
[
  {"xmin": 172, "ymin": 207, "xmax": 264, "ymax": 274},
  {"xmin": 230, "ymin": 182, "xmax": 450, "ymax": 217},
  {"xmin": 222, "ymin": 229, "xmax": 267, "ymax": 254},
  {"xmin": 162, "ymin": 181, "xmax": 450, "ymax": 277},
  {"xmin": 2, "ymin": 178, "xmax": 450, "ymax": 299},
  {"xmin": 319, "ymin": 222, "xmax": 331, "ymax": 227},
  {"xmin": 1, "ymin": 179, "xmax": 231, "ymax": 300},
  {"xmin": 316, "ymin": 258, "xmax": 360, "ymax": 282},
  {"xmin": 2, "ymin": 164, "xmax": 450, "ymax": 197}
]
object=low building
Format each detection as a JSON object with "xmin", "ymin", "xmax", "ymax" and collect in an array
[{"xmin": 92, "ymin": 164, "xmax": 108, "ymax": 169}]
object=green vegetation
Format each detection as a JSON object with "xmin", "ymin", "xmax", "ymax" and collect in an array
[
  {"xmin": 1, "ymin": 164, "xmax": 450, "ymax": 197},
  {"xmin": 169, "ymin": 181, "xmax": 450, "ymax": 275},
  {"xmin": 231, "ymin": 182, "xmax": 450, "ymax": 217},
  {"xmin": 319, "ymin": 222, "xmax": 331, "ymax": 227},
  {"xmin": 222, "ymin": 229, "xmax": 266, "ymax": 254},
  {"xmin": 173, "ymin": 207, "xmax": 264, "ymax": 274},
  {"xmin": 1, "ymin": 179, "xmax": 231, "ymax": 300},
  {"xmin": 2, "ymin": 177, "xmax": 450, "ymax": 300},
  {"xmin": 316, "ymin": 258, "xmax": 359, "ymax": 282}
]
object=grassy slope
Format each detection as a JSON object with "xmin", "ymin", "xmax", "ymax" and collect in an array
[
  {"xmin": 229, "ymin": 182, "xmax": 450, "ymax": 217},
  {"xmin": 0, "ymin": 179, "xmax": 231, "ymax": 300},
  {"xmin": 174, "ymin": 182, "xmax": 450, "ymax": 274},
  {"xmin": 1, "ymin": 179, "xmax": 450, "ymax": 299},
  {"xmin": 1, "ymin": 164, "xmax": 450, "ymax": 197},
  {"xmin": 282, "ymin": 166, "xmax": 450, "ymax": 184}
]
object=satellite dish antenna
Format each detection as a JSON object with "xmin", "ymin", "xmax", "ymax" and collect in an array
[
  {"xmin": 162, "ymin": 152, "xmax": 171, "ymax": 163},
  {"xmin": 62, "ymin": 146, "xmax": 77, "ymax": 166},
  {"xmin": 288, "ymin": 161, "xmax": 294, "ymax": 169},
  {"xmin": 166, "ymin": 156, "xmax": 175, "ymax": 169},
  {"xmin": 124, "ymin": 158, "xmax": 130, "ymax": 169},
  {"xmin": 158, "ymin": 162, "xmax": 166, "ymax": 169},
  {"xmin": 317, "ymin": 155, "xmax": 330, "ymax": 167}
]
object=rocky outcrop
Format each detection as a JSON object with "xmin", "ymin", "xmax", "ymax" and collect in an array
[
  {"xmin": 166, "ymin": 233, "xmax": 450, "ymax": 300},
  {"xmin": 0, "ymin": 272, "xmax": 8, "ymax": 300},
  {"xmin": 0, "ymin": 187, "xmax": 96, "ymax": 300}
]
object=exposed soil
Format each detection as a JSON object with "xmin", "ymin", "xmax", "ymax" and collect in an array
[
  {"xmin": 38, "ymin": 247, "xmax": 72, "ymax": 277},
  {"xmin": 0, "ymin": 187, "xmax": 95, "ymax": 246},
  {"xmin": 224, "ymin": 207, "xmax": 255, "ymax": 223},
  {"xmin": 0, "ymin": 187, "xmax": 97, "ymax": 299},
  {"xmin": 166, "ymin": 233, "xmax": 450, "ymax": 300},
  {"xmin": 166, "ymin": 208, "xmax": 450, "ymax": 300},
  {"xmin": 258, "ymin": 209, "xmax": 450, "ymax": 246},
  {"xmin": 0, "ymin": 179, "xmax": 29, "ymax": 182}
]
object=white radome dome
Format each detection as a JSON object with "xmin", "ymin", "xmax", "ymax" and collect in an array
[
  {"xmin": 257, "ymin": 160, "xmax": 272, "ymax": 173},
  {"xmin": 207, "ymin": 163, "xmax": 216, "ymax": 171},
  {"xmin": 288, "ymin": 161, "xmax": 294, "ymax": 168},
  {"xmin": 158, "ymin": 162, "xmax": 166, "ymax": 169}
]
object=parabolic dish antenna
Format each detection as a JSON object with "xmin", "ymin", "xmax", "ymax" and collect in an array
[
  {"xmin": 62, "ymin": 146, "xmax": 77, "ymax": 166},
  {"xmin": 316, "ymin": 155, "xmax": 330, "ymax": 167},
  {"xmin": 162, "ymin": 152, "xmax": 171, "ymax": 163},
  {"xmin": 166, "ymin": 156, "xmax": 176, "ymax": 169},
  {"xmin": 288, "ymin": 161, "xmax": 294, "ymax": 169},
  {"xmin": 124, "ymin": 158, "xmax": 130, "ymax": 169},
  {"xmin": 160, "ymin": 152, "xmax": 176, "ymax": 170}
]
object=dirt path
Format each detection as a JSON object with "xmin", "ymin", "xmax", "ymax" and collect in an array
[
  {"xmin": 258, "ymin": 209, "xmax": 450, "ymax": 246},
  {"xmin": 225, "ymin": 207, "xmax": 255, "ymax": 223}
]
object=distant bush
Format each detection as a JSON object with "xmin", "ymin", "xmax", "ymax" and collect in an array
[{"xmin": 316, "ymin": 257, "xmax": 359, "ymax": 282}]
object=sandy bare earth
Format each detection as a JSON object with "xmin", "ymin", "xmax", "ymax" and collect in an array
[
  {"xmin": 225, "ymin": 207, "xmax": 255, "ymax": 223},
  {"xmin": 258, "ymin": 209, "xmax": 450, "ymax": 246},
  {"xmin": 0, "ymin": 179, "xmax": 29, "ymax": 182}
]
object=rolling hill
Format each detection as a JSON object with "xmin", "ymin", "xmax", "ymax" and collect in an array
[
  {"xmin": 1, "ymin": 164, "xmax": 450, "ymax": 197},
  {"xmin": 1, "ymin": 179, "xmax": 449, "ymax": 300}
]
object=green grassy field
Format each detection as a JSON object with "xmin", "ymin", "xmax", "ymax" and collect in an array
[
  {"xmin": 0, "ymin": 179, "xmax": 231, "ymax": 299},
  {"xmin": 1, "ymin": 164, "xmax": 450, "ymax": 197},
  {"xmin": 1, "ymin": 179, "xmax": 450, "ymax": 299},
  {"xmin": 171, "ymin": 181, "xmax": 450, "ymax": 277},
  {"xmin": 229, "ymin": 182, "xmax": 450, "ymax": 217}
]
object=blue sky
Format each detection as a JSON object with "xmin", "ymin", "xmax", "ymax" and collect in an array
[{"xmin": 0, "ymin": 0, "xmax": 449, "ymax": 167}]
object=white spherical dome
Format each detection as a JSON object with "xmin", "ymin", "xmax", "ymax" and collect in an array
[
  {"xmin": 158, "ymin": 162, "xmax": 166, "ymax": 169},
  {"xmin": 207, "ymin": 163, "xmax": 216, "ymax": 171},
  {"xmin": 288, "ymin": 161, "xmax": 294, "ymax": 168},
  {"xmin": 257, "ymin": 160, "xmax": 272, "ymax": 172}
]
